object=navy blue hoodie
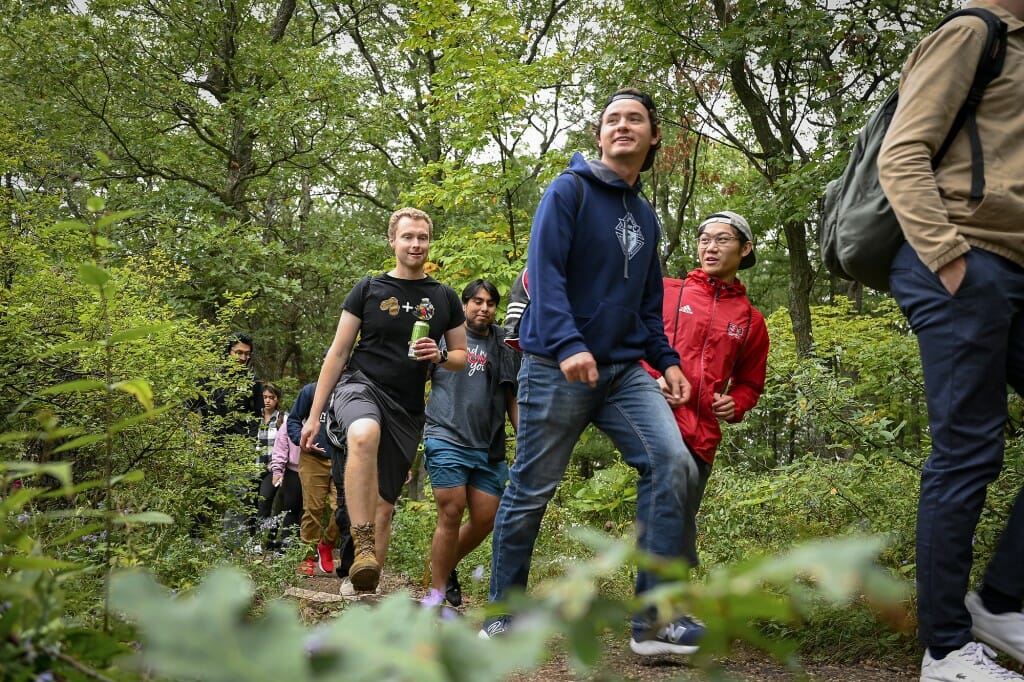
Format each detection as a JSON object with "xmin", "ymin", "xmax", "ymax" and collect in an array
[{"xmin": 519, "ymin": 153, "xmax": 679, "ymax": 373}]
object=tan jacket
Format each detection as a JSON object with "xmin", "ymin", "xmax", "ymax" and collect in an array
[{"xmin": 879, "ymin": 1, "xmax": 1024, "ymax": 273}]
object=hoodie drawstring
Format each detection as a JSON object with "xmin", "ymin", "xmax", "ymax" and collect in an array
[{"xmin": 620, "ymin": 193, "xmax": 630, "ymax": 279}]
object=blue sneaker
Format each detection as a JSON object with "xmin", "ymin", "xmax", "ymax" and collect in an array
[
  {"xmin": 630, "ymin": 616, "xmax": 705, "ymax": 656},
  {"xmin": 478, "ymin": 616, "xmax": 511, "ymax": 639}
]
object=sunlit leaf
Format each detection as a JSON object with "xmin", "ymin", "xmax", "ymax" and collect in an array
[{"xmin": 112, "ymin": 379, "xmax": 155, "ymax": 411}]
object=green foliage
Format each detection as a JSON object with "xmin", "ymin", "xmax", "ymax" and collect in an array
[
  {"xmin": 721, "ymin": 298, "xmax": 925, "ymax": 468},
  {"xmin": 109, "ymin": 532, "xmax": 906, "ymax": 680}
]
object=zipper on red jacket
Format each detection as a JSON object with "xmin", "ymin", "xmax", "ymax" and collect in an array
[{"xmin": 694, "ymin": 284, "xmax": 721, "ymax": 429}]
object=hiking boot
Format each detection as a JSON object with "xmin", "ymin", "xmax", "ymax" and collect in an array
[
  {"xmin": 478, "ymin": 616, "xmax": 511, "ymax": 639},
  {"xmin": 316, "ymin": 541, "xmax": 334, "ymax": 574},
  {"xmin": 348, "ymin": 522, "xmax": 380, "ymax": 592},
  {"xmin": 630, "ymin": 616, "xmax": 705, "ymax": 656},
  {"xmin": 296, "ymin": 557, "xmax": 315, "ymax": 576},
  {"xmin": 921, "ymin": 641, "xmax": 1024, "ymax": 681},
  {"xmin": 967, "ymin": 591, "xmax": 1024, "ymax": 664},
  {"xmin": 445, "ymin": 568, "xmax": 462, "ymax": 607}
]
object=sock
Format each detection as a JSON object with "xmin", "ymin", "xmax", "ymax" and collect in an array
[
  {"xmin": 929, "ymin": 646, "xmax": 957, "ymax": 661},
  {"xmin": 980, "ymin": 583, "xmax": 1024, "ymax": 615}
]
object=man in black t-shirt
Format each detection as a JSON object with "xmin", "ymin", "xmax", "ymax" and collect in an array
[{"xmin": 301, "ymin": 208, "xmax": 467, "ymax": 593}]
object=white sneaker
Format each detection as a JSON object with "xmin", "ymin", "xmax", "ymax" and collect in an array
[
  {"xmin": 339, "ymin": 577, "xmax": 356, "ymax": 598},
  {"xmin": 920, "ymin": 642, "xmax": 1024, "ymax": 681},
  {"xmin": 967, "ymin": 591, "xmax": 1024, "ymax": 664}
]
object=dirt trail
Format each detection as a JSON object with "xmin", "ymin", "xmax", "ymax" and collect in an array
[{"xmin": 287, "ymin": 572, "xmax": 918, "ymax": 681}]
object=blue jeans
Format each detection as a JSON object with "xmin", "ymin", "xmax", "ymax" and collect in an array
[
  {"xmin": 488, "ymin": 354, "xmax": 696, "ymax": 604},
  {"xmin": 890, "ymin": 243, "xmax": 1024, "ymax": 650}
]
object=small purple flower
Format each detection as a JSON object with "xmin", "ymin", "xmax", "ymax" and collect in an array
[
  {"xmin": 420, "ymin": 588, "xmax": 445, "ymax": 608},
  {"xmin": 305, "ymin": 629, "xmax": 329, "ymax": 655},
  {"xmin": 471, "ymin": 565, "xmax": 485, "ymax": 583},
  {"xmin": 36, "ymin": 672, "xmax": 56, "ymax": 682},
  {"xmin": 17, "ymin": 513, "xmax": 30, "ymax": 524}
]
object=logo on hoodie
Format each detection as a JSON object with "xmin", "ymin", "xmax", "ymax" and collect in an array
[{"xmin": 616, "ymin": 212, "xmax": 644, "ymax": 259}]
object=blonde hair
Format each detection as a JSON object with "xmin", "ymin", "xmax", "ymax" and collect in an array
[{"xmin": 387, "ymin": 207, "xmax": 433, "ymax": 240}]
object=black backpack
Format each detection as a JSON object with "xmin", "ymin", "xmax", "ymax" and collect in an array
[{"xmin": 820, "ymin": 8, "xmax": 1006, "ymax": 292}]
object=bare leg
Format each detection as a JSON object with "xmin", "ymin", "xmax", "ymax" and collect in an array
[{"xmin": 430, "ymin": 485, "xmax": 468, "ymax": 594}]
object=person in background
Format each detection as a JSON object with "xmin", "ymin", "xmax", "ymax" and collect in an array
[
  {"xmin": 423, "ymin": 279, "xmax": 519, "ymax": 608},
  {"xmin": 249, "ymin": 382, "xmax": 285, "ymax": 547},
  {"xmin": 256, "ymin": 383, "xmax": 284, "ymax": 469},
  {"xmin": 289, "ymin": 381, "xmax": 341, "ymax": 576},
  {"xmin": 187, "ymin": 332, "xmax": 262, "ymax": 538},
  {"xmin": 261, "ymin": 405, "xmax": 303, "ymax": 551}
]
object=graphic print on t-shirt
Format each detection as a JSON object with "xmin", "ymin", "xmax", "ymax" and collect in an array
[
  {"xmin": 380, "ymin": 297, "xmax": 400, "ymax": 316},
  {"xmin": 466, "ymin": 341, "xmax": 490, "ymax": 377},
  {"xmin": 412, "ymin": 297, "xmax": 435, "ymax": 321}
]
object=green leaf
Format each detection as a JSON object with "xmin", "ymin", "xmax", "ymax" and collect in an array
[
  {"xmin": 39, "ymin": 379, "xmax": 106, "ymax": 395},
  {"xmin": 107, "ymin": 323, "xmax": 173, "ymax": 344},
  {"xmin": 0, "ymin": 461, "xmax": 74, "ymax": 487},
  {"xmin": 5, "ymin": 555, "xmax": 82, "ymax": 571},
  {"xmin": 51, "ymin": 220, "xmax": 90, "ymax": 233},
  {"xmin": 86, "ymin": 196, "xmax": 105, "ymax": 212},
  {"xmin": 115, "ymin": 511, "xmax": 174, "ymax": 526},
  {"xmin": 108, "ymin": 404, "xmax": 174, "ymax": 435},
  {"xmin": 78, "ymin": 263, "xmax": 110, "ymax": 286},
  {"xmin": 0, "ymin": 431, "xmax": 34, "ymax": 444},
  {"xmin": 96, "ymin": 209, "xmax": 140, "ymax": 230},
  {"xmin": 112, "ymin": 378, "xmax": 155, "ymax": 410},
  {"xmin": 52, "ymin": 432, "xmax": 107, "ymax": 454}
]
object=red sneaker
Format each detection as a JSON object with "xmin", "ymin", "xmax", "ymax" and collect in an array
[
  {"xmin": 296, "ymin": 557, "xmax": 315, "ymax": 576},
  {"xmin": 316, "ymin": 541, "xmax": 335, "ymax": 574}
]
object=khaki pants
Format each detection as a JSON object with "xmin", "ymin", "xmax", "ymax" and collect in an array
[{"xmin": 298, "ymin": 451, "xmax": 340, "ymax": 546}]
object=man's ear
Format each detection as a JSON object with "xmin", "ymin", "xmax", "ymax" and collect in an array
[
  {"xmin": 741, "ymin": 241, "xmax": 753, "ymax": 257},
  {"xmin": 652, "ymin": 124, "xmax": 663, "ymax": 146}
]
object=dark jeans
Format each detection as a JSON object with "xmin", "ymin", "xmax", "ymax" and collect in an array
[
  {"xmin": 890, "ymin": 242, "xmax": 1024, "ymax": 650},
  {"xmin": 330, "ymin": 435, "xmax": 355, "ymax": 575},
  {"xmin": 256, "ymin": 469, "xmax": 302, "ymax": 548}
]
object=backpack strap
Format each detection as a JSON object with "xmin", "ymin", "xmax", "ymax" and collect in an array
[
  {"xmin": 565, "ymin": 169, "xmax": 585, "ymax": 219},
  {"xmin": 931, "ymin": 8, "xmax": 1007, "ymax": 200}
]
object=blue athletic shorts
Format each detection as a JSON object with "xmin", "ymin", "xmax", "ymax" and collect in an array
[{"xmin": 423, "ymin": 437, "xmax": 508, "ymax": 499}]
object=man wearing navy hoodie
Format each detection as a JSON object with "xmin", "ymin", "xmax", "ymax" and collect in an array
[{"xmin": 482, "ymin": 88, "xmax": 700, "ymax": 655}]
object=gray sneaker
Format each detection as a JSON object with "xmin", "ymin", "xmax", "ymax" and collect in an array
[
  {"xmin": 967, "ymin": 591, "xmax": 1024, "ymax": 664},
  {"xmin": 478, "ymin": 616, "xmax": 510, "ymax": 639},
  {"xmin": 920, "ymin": 642, "xmax": 1024, "ymax": 681}
]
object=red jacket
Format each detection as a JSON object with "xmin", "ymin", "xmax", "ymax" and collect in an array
[{"xmin": 643, "ymin": 269, "xmax": 769, "ymax": 465}]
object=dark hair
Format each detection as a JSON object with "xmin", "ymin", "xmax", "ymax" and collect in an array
[
  {"xmin": 227, "ymin": 331, "xmax": 253, "ymax": 350},
  {"xmin": 225, "ymin": 332, "xmax": 254, "ymax": 367},
  {"xmin": 262, "ymin": 382, "xmax": 282, "ymax": 401},
  {"xmin": 461, "ymin": 279, "xmax": 500, "ymax": 307},
  {"xmin": 594, "ymin": 88, "xmax": 661, "ymax": 172}
]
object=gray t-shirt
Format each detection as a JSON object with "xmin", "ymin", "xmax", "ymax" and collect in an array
[{"xmin": 424, "ymin": 326, "xmax": 518, "ymax": 461}]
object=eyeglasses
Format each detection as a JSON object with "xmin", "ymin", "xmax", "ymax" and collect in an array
[{"xmin": 698, "ymin": 234, "xmax": 739, "ymax": 247}]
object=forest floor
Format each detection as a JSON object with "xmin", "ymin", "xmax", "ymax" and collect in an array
[{"xmin": 285, "ymin": 571, "xmax": 919, "ymax": 682}]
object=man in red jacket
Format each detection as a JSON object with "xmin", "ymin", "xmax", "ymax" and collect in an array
[{"xmin": 644, "ymin": 210, "xmax": 769, "ymax": 564}]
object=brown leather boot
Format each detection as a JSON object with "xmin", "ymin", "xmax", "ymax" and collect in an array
[{"xmin": 348, "ymin": 522, "xmax": 380, "ymax": 592}]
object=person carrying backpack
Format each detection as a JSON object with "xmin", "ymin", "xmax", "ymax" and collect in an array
[
  {"xmin": 878, "ymin": 2, "xmax": 1024, "ymax": 680},
  {"xmin": 480, "ymin": 88, "xmax": 699, "ymax": 656},
  {"xmin": 300, "ymin": 208, "xmax": 467, "ymax": 594}
]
